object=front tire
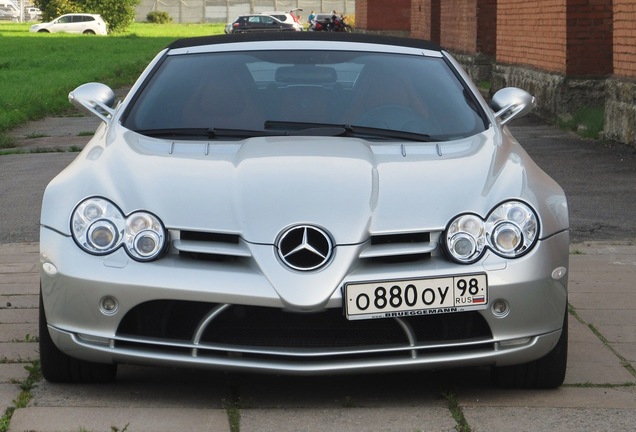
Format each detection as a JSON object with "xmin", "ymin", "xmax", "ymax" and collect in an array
[
  {"xmin": 39, "ymin": 291, "xmax": 117, "ymax": 383},
  {"xmin": 492, "ymin": 308, "xmax": 568, "ymax": 389}
]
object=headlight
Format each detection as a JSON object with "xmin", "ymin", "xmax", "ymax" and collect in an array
[
  {"xmin": 444, "ymin": 201, "xmax": 539, "ymax": 263},
  {"xmin": 71, "ymin": 198, "xmax": 167, "ymax": 261},
  {"xmin": 124, "ymin": 212, "xmax": 166, "ymax": 261}
]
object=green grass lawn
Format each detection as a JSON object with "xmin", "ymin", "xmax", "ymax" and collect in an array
[{"xmin": 0, "ymin": 22, "xmax": 225, "ymax": 146}]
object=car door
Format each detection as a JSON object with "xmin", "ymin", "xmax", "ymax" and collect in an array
[
  {"xmin": 260, "ymin": 16, "xmax": 285, "ymax": 32},
  {"xmin": 71, "ymin": 15, "xmax": 90, "ymax": 33},
  {"xmin": 246, "ymin": 15, "xmax": 267, "ymax": 32},
  {"xmin": 52, "ymin": 15, "xmax": 73, "ymax": 33}
]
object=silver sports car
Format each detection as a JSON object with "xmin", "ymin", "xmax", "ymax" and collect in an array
[{"xmin": 39, "ymin": 32, "xmax": 569, "ymax": 387}]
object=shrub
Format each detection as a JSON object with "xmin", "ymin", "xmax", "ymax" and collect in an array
[
  {"xmin": 146, "ymin": 11, "xmax": 172, "ymax": 24},
  {"xmin": 343, "ymin": 14, "xmax": 355, "ymax": 28}
]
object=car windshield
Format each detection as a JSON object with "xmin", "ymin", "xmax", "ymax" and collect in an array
[{"xmin": 122, "ymin": 50, "xmax": 488, "ymax": 141}]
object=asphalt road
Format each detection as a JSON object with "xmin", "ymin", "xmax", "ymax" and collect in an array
[{"xmin": 510, "ymin": 114, "xmax": 636, "ymax": 243}]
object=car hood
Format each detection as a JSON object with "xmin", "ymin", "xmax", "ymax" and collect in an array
[{"xmin": 42, "ymin": 125, "xmax": 567, "ymax": 245}]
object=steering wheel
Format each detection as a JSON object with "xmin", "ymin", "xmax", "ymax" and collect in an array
[{"xmin": 356, "ymin": 105, "xmax": 429, "ymax": 134}]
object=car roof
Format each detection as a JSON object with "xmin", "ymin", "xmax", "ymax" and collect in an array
[
  {"xmin": 237, "ymin": 14, "xmax": 279, "ymax": 18},
  {"xmin": 167, "ymin": 32, "xmax": 442, "ymax": 52},
  {"xmin": 61, "ymin": 13, "xmax": 100, "ymax": 17}
]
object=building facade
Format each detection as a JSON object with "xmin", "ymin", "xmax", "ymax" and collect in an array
[{"xmin": 356, "ymin": 0, "xmax": 636, "ymax": 146}]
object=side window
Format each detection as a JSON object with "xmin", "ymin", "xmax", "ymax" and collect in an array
[{"xmin": 58, "ymin": 16, "xmax": 71, "ymax": 23}]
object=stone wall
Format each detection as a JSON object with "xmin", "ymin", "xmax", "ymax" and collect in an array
[
  {"xmin": 490, "ymin": 65, "xmax": 606, "ymax": 117},
  {"xmin": 605, "ymin": 79, "xmax": 636, "ymax": 145}
]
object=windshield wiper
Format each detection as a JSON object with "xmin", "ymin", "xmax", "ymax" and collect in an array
[
  {"xmin": 264, "ymin": 121, "xmax": 437, "ymax": 142},
  {"xmin": 135, "ymin": 123, "xmax": 438, "ymax": 142},
  {"xmin": 134, "ymin": 128, "xmax": 211, "ymax": 138},
  {"xmin": 134, "ymin": 128, "xmax": 272, "ymax": 139}
]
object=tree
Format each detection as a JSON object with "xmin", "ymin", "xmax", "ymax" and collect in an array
[
  {"xmin": 34, "ymin": 0, "xmax": 140, "ymax": 33},
  {"xmin": 35, "ymin": 0, "xmax": 80, "ymax": 21},
  {"xmin": 81, "ymin": 0, "xmax": 140, "ymax": 33}
]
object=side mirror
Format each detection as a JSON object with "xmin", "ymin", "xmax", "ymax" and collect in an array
[
  {"xmin": 491, "ymin": 87, "xmax": 536, "ymax": 126},
  {"xmin": 68, "ymin": 82, "xmax": 116, "ymax": 124}
]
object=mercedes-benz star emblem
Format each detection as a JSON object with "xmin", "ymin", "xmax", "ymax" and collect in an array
[{"xmin": 277, "ymin": 225, "xmax": 333, "ymax": 271}]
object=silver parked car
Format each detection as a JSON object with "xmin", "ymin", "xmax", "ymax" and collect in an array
[{"xmin": 40, "ymin": 33, "xmax": 569, "ymax": 387}]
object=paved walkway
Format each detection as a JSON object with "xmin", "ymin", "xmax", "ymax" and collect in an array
[{"xmin": 1, "ymin": 241, "xmax": 635, "ymax": 431}]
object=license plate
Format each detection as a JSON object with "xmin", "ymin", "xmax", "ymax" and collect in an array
[{"xmin": 344, "ymin": 274, "xmax": 488, "ymax": 320}]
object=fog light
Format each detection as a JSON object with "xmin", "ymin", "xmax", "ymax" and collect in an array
[
  {"xmin": 491, "ymin": 300, "xmax": 509, "ymax": 318},
  {"xmin": 99, "ymin": 296, "xmax": 119, "ymax": 316}
]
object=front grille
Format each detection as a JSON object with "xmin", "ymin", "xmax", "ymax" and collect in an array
[
  {"xmin": 170, "ymin": 229, "xmax": 442, "ymax": 264},
  {"xmin": 180, "ymin": 230, "xmax": 240, "ymax": 244},
  {"xmin": 371, "ymin": 232, "xmax": 431, "ymax": 245},
  {"xmin": 116, "ymin": 300, "xmax": 493, "ymax": 358},
  {"xmin": 201, "ymin": 306, "xmax": 407, "ymax": 348}
]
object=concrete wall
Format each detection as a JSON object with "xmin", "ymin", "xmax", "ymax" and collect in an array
[{"xmin": 137, "ymin": 0, "xmax": 356, "ymax": 24}]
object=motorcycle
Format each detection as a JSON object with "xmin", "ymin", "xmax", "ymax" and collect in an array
[{"xmin": 309, "ymin": 14, "xmax": 353, "ymax": 33}]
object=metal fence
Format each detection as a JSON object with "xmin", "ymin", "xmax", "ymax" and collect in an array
[{"xmin": 136, "ymin": 0, "xmax": 356, "ymax": 24}]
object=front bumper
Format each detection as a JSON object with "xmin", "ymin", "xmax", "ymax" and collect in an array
[{"xmin": 40, "ymin": 227, "xmax": 569, "ymax": 374}]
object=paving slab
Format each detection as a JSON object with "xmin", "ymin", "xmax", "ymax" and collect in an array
[
  {"xmin": 0, "ymin": 323, "xmax": 39, "ymax": 342},
  {"xmin": 463, "ymin": 407, "xmax": 636, "ymax": 432},
  {"xmin": 565, "ymin": 315, "xmax": 635, "ymax": 385},
  {"xmin": 0, "ymin": 282, "xmax": 39, "ymax": 296},
  {"xmin": 0, "ymin": 308, "xmax": 38, "ymax": 324},
  {"xmin": 568, "ymin": 242, "xmax": 636, "ymax": 375},
  {"xmin": 457, "ymin": 386, "xmax": 636, "ymax": 410},
  {"xmin": 8, "ymin": 407, "xmax": 231, "ymax": 432},
  {"xmin": 0, "ymin": 364, "xmax": 31, "ymax": 383},
  {"xmin": 0, "ymin": 342, "xmax": 39, "ymax": 362},
  {"xmin": 240, "ymin": 407, "xmax": 457, "ymax": 432},
  {"xmin": 30, "ymin": 366, "xmax": 233, "ymax": 409},
  {"xmin": 0, "ymin": 294, "xmax": 39, "ymax": 310}
]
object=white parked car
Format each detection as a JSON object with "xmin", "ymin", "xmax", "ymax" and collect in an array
[
  {"xmin": 260, "ymin": 9, "xmax": 303, "ymax": 31},
  {"xmin": 39, "ymin": 33, "xmax": 569, "ymax": 388},
  {"xmin": 25, "ymin": 6, "xmax": 42, "ymax": 21},
  {"xmin": 29, "ymin": 13, "xmax": 107, "ymax": 35}
]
